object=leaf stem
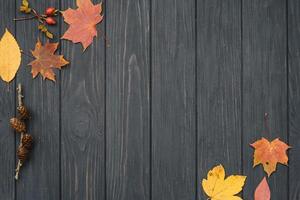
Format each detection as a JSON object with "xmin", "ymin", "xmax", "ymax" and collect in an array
[
  {"xmin": 264, "ymin": 113, "xmax": 270, "ymax": 135},
  {"xmin": 103, "ymin": 34, "xmax": 110, "ymax": 47},
  {"xmin": 20, "ymin": 50, "xmax": 34, "ymax": 59}
]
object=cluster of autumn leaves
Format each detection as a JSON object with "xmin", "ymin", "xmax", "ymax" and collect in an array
[
  {"xmin": 202, "ymin": 137, "xmax": 290, "ymax": 200},
  {"xmin": 0, "ymin": 0, "xmax": 103, "ymax": 82}
]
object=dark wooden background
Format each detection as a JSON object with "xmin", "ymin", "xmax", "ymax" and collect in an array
[{"xmin": 0, "ymin": 0, "xmax": 299, "ymax": 199}]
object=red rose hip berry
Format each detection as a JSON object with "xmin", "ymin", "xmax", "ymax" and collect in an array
[
  {"xmin": 45, "ymin": 7, "xmax": 56, "ymax": 16},
  {"xmin": 45, "ymin": 17, "xmax": 56, "ymax": 25}
]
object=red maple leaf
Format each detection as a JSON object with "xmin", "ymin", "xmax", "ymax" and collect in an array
[{"xmin": 61, "ymin": 0, "xmax": 103, "ymax": 50}]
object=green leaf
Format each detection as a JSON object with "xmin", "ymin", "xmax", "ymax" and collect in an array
[
  {"xmin": 38, "ymin": 25, "xmax": 48, "ymax": 33},
  {"xmin": 42, "ymin": 27, "xmax": 48, "ymax": 32},
  {"xmin": 46, "ymin": 31, "xmax": 53, "ymax": 39},
  {"xmin": 38, "ymin": 24, "xmax": 45, "ymax": 30}
]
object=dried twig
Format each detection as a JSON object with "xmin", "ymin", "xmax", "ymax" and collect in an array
[
  {"xmin": 17, "ymin": 83, "xmax": 23, "ymax": 107},
  {"xmin": 15, "ymin": 83, "xmax": 24, "ymax": 180},
  {"xmin": 14, "ymin": 15, "xmax": 36, "ymax": 21}
]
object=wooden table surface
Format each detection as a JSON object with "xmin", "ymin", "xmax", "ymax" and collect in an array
[{"xmin": 0, "ymin": 0, "xmax": 299, "ymax": 199}]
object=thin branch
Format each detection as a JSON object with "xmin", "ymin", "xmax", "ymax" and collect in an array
[
  {"xmin": 15, "ymin": 133, "xmax": 24, "ymax": 180},
  {"xmin": 14, "ymin": 8, "xmax": 44, "ymax": 23},
  {"xmin": 15, "ymin": 84, "xmax": 24, "ymax": 180},
  {"xmin": 14, "ymin": 15, "xmax": 36, "ymax": 21},
  {"xmin": 31, "ymin": 8, "xmax": 44, "ymax": 24},
  {"xmin": 17, "ymin": 83, "xmax": 23, "ymax": 107}
]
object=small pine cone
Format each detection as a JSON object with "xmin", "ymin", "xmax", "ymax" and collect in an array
[
  {"xmin": 22, "ymin": 134, "xmax": 33, "ymax": 150},
  {"xmin": 10, "ymin": 118, "xmax": 26, "ymax": 133},
  {"xmin": 17, "ymin": 105, "xmax": 30, "ymax": 120},
  {"xmin": 17, "ymin": 146, "xmax": 29, "ymax": 163}
]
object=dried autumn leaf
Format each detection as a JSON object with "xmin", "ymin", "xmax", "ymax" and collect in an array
[
  {"xmin": 22, "ymin": 0, "xmax": 29, "ymax": 7},
  {"xmin": 38, "ymin": 24, "xmax": 47, "ymax": 32},
  {"xmin": 251, "ymin": 137, "xmax": 290, "ymax": 176},
  {"xmin": 254, "ymin": 177, "xmax": 270, "ymax": 200},
  {"xmin": 202, "ymin": 165, "xmax": 246, "ymax": 200},
  {"xmin": 46, "ymin": 31, "xmax": 53, "ymax": 39},
  {"xmin": 28, "ymin": 39, "xmax": 69, "ymax": 81},
  {"xmin": 61, "ymin": 0, "xmax": 103, "ymax": 50},
  {"xmin": 20, "ymin": 6, "xmax": 31, "ymax": 13},
  {"xmin": 0, "ymin": 29, "xmax": 21, "ymax": 82},
  {"xmin": 20, "ymin": 0, "xmax": 31, "ymax": 13}
]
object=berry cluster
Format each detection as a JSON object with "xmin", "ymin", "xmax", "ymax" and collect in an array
[
  {"xmin": 16, "ymin": 0, "xmax": 59, "ymax": 39},
  {"xmin": 44, "ymin": 7, "xmax": 58, "ymax": 25}
]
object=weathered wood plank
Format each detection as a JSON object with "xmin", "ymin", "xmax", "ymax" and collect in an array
[
  {"xmin": 106, "ymin": 0, "xmax": 150, "ymax": 200},
  {"xmin": 242, "ymin": 0, "xmax": 288, "ymax": 199},
  {"xmin": 15, "ymin": 0, "xmax": 60, "ymax": 199},
  {"xmin": 288, "ymin": 0, "xmax": 300, "ymax": 198},
  {"xmin": 197, "ymin": 0, "xmax": 242, "ymax": 199},
  {"xmin": 0, "ymin": 0, "xmax": 16, "ymax": 199},
  {"xmin": 151, "ymin": 0, "xmax": 196, "ymax": 199},
  {"xmin": 60, "ymin": 0, "xmax": 105, "ymax": 199}
]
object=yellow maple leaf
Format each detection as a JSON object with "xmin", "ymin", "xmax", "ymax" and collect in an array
[
  {"xmin": 0, "ymin": 29, "xmax": 21, "ymax": 82},
  {"xmin": 202, "ymin": 165, "xmax": 246, "ymax": 200}
]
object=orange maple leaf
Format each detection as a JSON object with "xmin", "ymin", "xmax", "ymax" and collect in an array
[
  {"xmin": 28, "ymin": 39, "xmax": 69, "ymax": 81},
  {"xmin": 250, "ymin": 137, "xmax": 290, "ymax": 176},
  {"xmin": 61, "ymin": 0, "xmax": 103, "ymax": 50}
]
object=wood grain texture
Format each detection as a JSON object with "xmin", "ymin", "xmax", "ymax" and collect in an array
[
  {"xmin": 15, "ymin": 0, "xmax": 60, "ymax": 199},
  {"xmin": 0, "ymin": 0, "xmax": 15, "ymax": 199},
  {"xmin": 106, "ymin": 1, "xmax": 150, "ymax": 200},
  {"xmin": 60, "ymin": 0, "xmax": 105, "ymax": 199},
  {"xmin": 1, "ymin": 1, "xmax": 300, "ymax": 200},
  {"xmin": 151, "ymin": 0, "xmax": 196, "ymax": 199},
  {"xmin": 242, "ymin": 0, "xmax": 288, "ymax": 199},
  {"xmin": 197, "ymin": 0, "xmax": 242, "ymax": 199},
  {"xmin": 288, "ymin": 0, "xmax": 300, "ymax": 199}
]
